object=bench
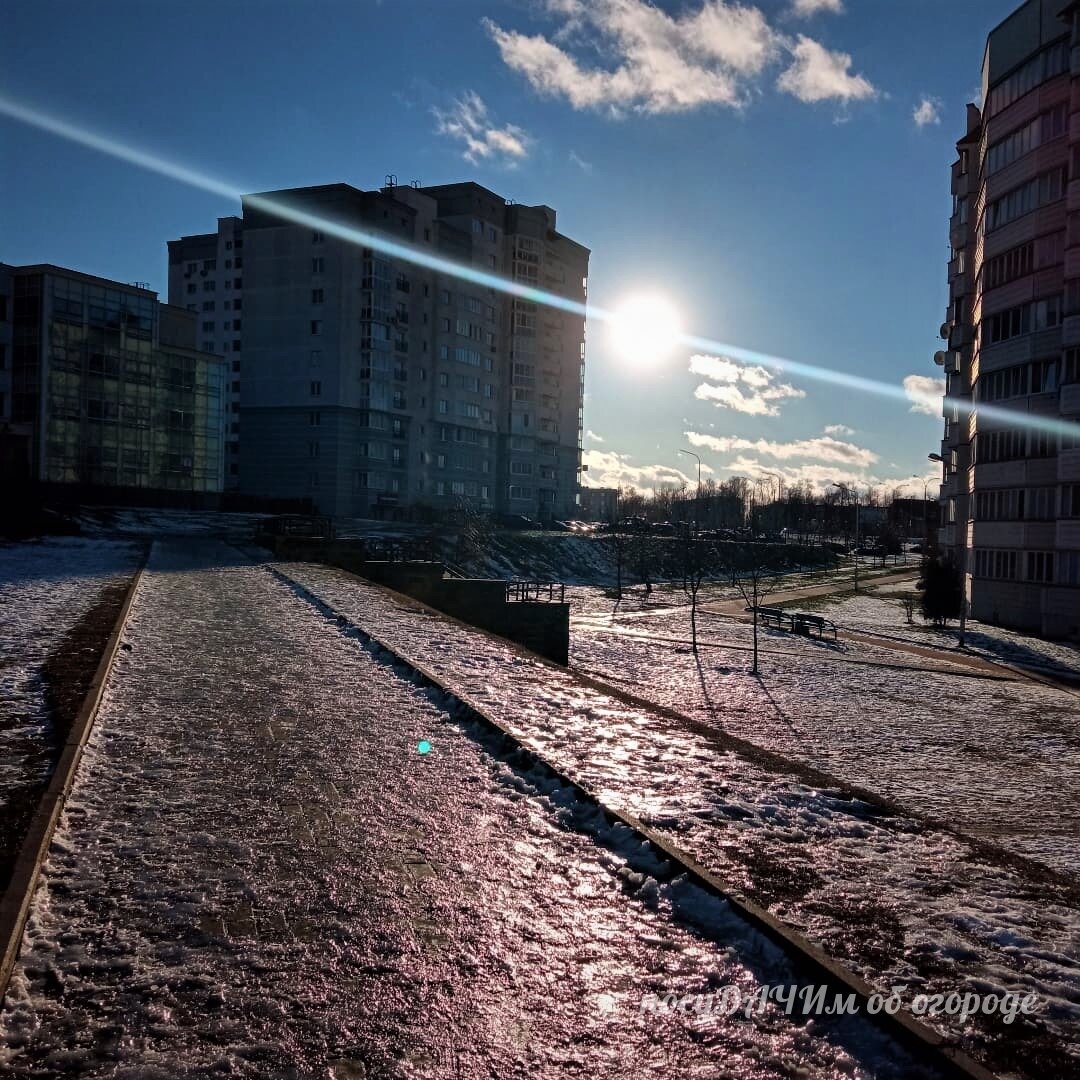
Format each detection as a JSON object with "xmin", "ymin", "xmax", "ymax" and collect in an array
[
  {"xmin": 746, "ymin": 606, "xmax": 789, "ymax": 630},
  {"xmin": 791, "ymin": 612, "xmax": 837, "ymax": 640}
]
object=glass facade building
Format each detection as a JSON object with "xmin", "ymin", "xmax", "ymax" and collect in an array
[{"xmin": 5, "ymin": 264, "xmax": 225, "ymax": 495}]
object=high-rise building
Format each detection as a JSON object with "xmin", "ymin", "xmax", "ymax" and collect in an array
[
  {"xmin": 166, "ymin": 216, "xmax": 244, "ymax": 487},
  {"xmin": 2, "ymin": 263, "xmax": 226, "ymax": 497},
  {"xmin": 167, "ymin": 180, "xmax": 589, "ymax": 520},
  {"xmin": 938, "ymin": 0, "xmax": 1080, "ymax": 638}
]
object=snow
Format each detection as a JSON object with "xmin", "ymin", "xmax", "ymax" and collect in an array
[
  {"xmin": 0, "ymin": 539, "xmax": 930, "ymax": 1077},
  {"xmin": 273, "ymin": 560, "xmax": 1080, "ymax": 1069},
  {"xmin": 0, "ymin": 537, "xmax": 142, "ymax": 835}
]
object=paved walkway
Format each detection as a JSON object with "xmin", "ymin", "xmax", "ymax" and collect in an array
[{"xmin": 0, "ymin": 540, "xmax": 917, "ymax": 1078}]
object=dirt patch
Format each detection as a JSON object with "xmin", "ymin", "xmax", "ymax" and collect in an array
[{"xmin": 0, "ymin": 578, "xmax": 132, "ymax": 892}]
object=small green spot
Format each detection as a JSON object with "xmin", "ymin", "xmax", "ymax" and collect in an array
[{"xmin": 417, "ymin": 740, "xmax": 432, "ymax": 755}]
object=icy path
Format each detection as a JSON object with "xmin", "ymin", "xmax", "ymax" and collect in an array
[
  {"xmin": 277, "ymin": 562, "xmax": 1080, "ymax": 1074},
  {"xmin": 0, "ymin": 538, "xmax": 142, "ymax": 840},
  {"xmin": 0, "ymin": 540, "xmax": 926, "ymax": 1078}
]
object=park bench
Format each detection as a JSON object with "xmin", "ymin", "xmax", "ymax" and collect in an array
[
  {"xmin": 747, "ymin": 606, "xmax": 789, "ymax": 630},
  {"xmin": 791, "ymin": 612, "xmax": 838, "ymax": 640}
]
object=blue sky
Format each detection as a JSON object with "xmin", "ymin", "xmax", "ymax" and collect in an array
[{"xmin": 1, "ymin": 0, "xmax": 1020, "ymax": 498}]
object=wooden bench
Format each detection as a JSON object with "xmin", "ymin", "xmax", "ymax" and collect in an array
[{"xmin": 791, "ymin": 612, "xmax": 837, "ymax": 640}]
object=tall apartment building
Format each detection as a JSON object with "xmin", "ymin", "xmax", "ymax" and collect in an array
[
  {"xmin": 166, "ymin": 216, "xmax": 244, "ymax": 487},
  {"xmin": 167, "ymin": 181, "xmax": 589, "ymax": 520},
  {"xmin": 1, "ymin": 263, "xmax": 226, "ymax": 496},
  {"xmin": 938, "ymin": 0, "xmax": 1080, "ymax": 638}
]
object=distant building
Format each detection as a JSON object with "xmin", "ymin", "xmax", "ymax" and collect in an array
[
  {"xmin": 580, "ymin": 486, "xmax": 619, "ymax": 522},
  {"xmin": 2, "ymin": 263, "xmax": 226, "ymax": 498},
  {"xmin": 937, "ymin": 0, "xmax": 1080, "ymax": 637},
  {"xmin": 167, "ymin": 180, "xmax": 590, "ymax": 520},
  {"xmin": 166, "ymin": 216, "xmax": 244, "ymax": 487},
  {"xmin": 887, "ymin": 497, "xmax": 941, "ymax": 539}
]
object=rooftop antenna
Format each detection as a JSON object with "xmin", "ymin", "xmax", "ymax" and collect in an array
[
  {"xmin": 411, "ymin": 179, "xmax": 421, "ymax": 188},
  {"xmin": 385, "ymin": 173, "xmax": 397, "ymax": 190}
]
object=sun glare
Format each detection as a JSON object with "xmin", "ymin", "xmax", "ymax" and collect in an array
[{"xmin": 609, "ymin": 293, "xmax": 682, "ymax": 369}]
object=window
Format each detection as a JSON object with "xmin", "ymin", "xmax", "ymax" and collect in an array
[
  {"xmin": 509, "ymin": 485, "xmax": 534, "ymax": 500},
  {"xmin": 310, "ymin": 320, "xmax": 322, "ymax": 335},
  {"xmin": 310, "ymin": 380, "xmax": 321, "ymax": 396},
  {"xmin": 232, "ymin": 360, "xmax": 241, "ymax": 372},
  {"xmin": 983, "ymin": 241, "xmax": 1033, "ymax": 291},
  {"xmin": 312, "ymin": 288, "xmax": 324, "ymax": 304},
  {"xmin": 202, "ymin": 301, "xmax": 215, "ymax": 312},
  {"xmin": 510, "ymin": 461, "xmax": 533, "ymax": 475},
  {"xmin": 987, "ymin": 40, "xmax": 1068, "ymax": 117},
  {"xmin": 233, "ymin": 319, "xmax": 242, "ymax": 332},
  {"xmin": 986, "ymin": 168, "xmax": 1066, "ymax": 231},
  {"xmin": 986, "ymin": 104, "xmax": 1068, "ymax": 174},
  {"xmin": 973, "ymin": 549, "xmax": 1018, "ymax": 580},
  {"xmin": 313, "ymin": 230, "xmax": 325, "ymax": 243},
  {"xmin": 202, "ymin": 321, "xmax": 214, "ymax": 332},
  {"xmin": 312, "ymin": 257, "xmax": 325, "ymax": 273},
  {"xmin": 438, "ymin": 399, "xmax": 449, "ymax": 414},
  {"xmin": 310, "ymin": 411, "xmax": 321, "ymax": 426},
  {"xmin": 232, "ymin": 340, "xmax": 241, "ymax": 352},
  {"xmin": 471, "ymin": 219, "xmax": 483, "ymax": 234},
  {"xmin": 1027, "ymin": 551, "xmax": 1055, "ymax": 583},
  {"xmin": 983, "ymin": 296, "xmax": 1062, "ymax": 345},
  {"xmin": 186, "ymin": 283, "xmax": 197, "ymax": 295},
  {"xmin": 309, "ymin": 440, "xmax": 320, "ymax": 458}
]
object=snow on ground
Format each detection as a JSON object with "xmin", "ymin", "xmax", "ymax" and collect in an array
[
  {"xmin": 0, "ymin": 537, "xmax": 142, "ymax": 828},
  {"xmin": 274, "ymin": 561, "xmax": 1080, "ymax": 1072},
  {"xmin": 0, "ymin": 540, "xmax": 929, "ymax": 1078},
  {"xmin": 810, "ymin": 590, "xmax": 1080, "ymax": 680},
  {"xmin": 568, "ymin": 598, "xmax": 1080, "ymax": 873}
]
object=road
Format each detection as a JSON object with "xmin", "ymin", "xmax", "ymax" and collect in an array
[{"xmin": 0, "ymin": 540, "xmax": 929, "ymax": 1078}]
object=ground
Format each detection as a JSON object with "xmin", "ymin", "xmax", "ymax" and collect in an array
[{"xmin": 0, "ymin": 519, "xmax": 1077, "ymax": 1077}]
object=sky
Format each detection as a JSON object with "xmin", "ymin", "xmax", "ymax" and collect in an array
[{"xmin": 0, "ymin": 0, "xmax": 1022, "ymax": 501}]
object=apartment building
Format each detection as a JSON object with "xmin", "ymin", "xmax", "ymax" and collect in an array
[
  {"xmin": 166, "ymin": 216, "xmax": 244, "ymax": 487},
  {"xmin": 937, "ymin": 0, "xmax": 1080, "ymax": 638},
  {"xmin": 2, "ymin": 263, "xmax": 226, "ymax": 496},
  {"xmin": 166, "ymin": 180, "xmax": 589, "ymax": 520}
]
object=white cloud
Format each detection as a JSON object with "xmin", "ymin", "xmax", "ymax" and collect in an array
[
  {"xmin": 568, "ymin": 149, "xmax": 593, "ymax": 173},
  {"xmin": 823, "ymin": 423, "xmax": 854, "ymax": 436},
  {"xmin": 776, "ymin": 35, "xmax": 876, "ymax": 104},
  {"xmin": 484, "ymin": 1, "xmax": 875, "ymax": 116},
  {"xmin": 689, "ymin": 353, "xmax": 806, "ymax": 416},
  {"xmin": 433, "ymin": 91, "xmax": 530, "ymax": 165},
  {"xmin": 686, "ymin": 430, "xmax": 878, "ymax": 467},
  {"xmin": 790, "ymin": 0, "xmax": 843, "ymax": 16},
  {"xmin": 913, "ymin": 95, "xmax": 941, "ymax": 128},
  {"xmin": 585, "ymin": 429, "xmax": 605, "ymax": 442},
  {"xmin": 582, "ymin": 448, "xmax": 693, "ymax": 494},
  {"xmin": 903, "ymin": 374, "xmax": 946, "ymax": 417}
]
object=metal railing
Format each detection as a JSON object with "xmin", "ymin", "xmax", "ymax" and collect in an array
[{"xmin": 506, "ymin": 580, "xmax": 565, "ymax": 603}]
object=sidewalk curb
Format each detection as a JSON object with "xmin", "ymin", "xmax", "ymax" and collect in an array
[
  {"xmin": 269, "ymin": 563, "xmax": 999, "ymax": 1080},
  {"xmin": 0, "ymin": 558, "xmax": 146, "ymax": 1009}
]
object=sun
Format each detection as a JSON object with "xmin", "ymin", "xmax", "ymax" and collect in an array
[{"xmin": 609, "ymin": 293, "xmax": 683, "ymax": 369}]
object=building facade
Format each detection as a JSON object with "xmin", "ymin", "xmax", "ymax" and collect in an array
[
  {"xmin": 3, "ymin": 263, "xmax": 226, "ymax": 496},
  {"xmin": 166, "ymin": 216, "xmax": 244, "ymax": 487},
  {"xmin": 938, "ymin": 0, "xmax": 1080, "ymax": 638},
  {"xmin": 167, "ymin": 180, "xmax": 589, "ymax": 520}
]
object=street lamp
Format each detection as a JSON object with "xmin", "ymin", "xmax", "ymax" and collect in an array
[
  {"xmin": 678, "ymin": 447, "xmax": 702, "ymax": 532},
  {"xmin": 832, "ymin": 482, "xmax": 859, "ymax": 591},
  {"xmin": 928, "ymin": 452, "xmax": 966, "ymax": 645}
]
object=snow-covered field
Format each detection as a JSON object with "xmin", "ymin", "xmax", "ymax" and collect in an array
[
  {"xmin": 274, "ymin": 561, "xmax": 1080, "ymax": 1073},
  {"xmin": 0, "ymin": 537, "xmax": 142, "ymax": 847},
  {"xmin": 567, "ymin": 594, "xmax": 1080, "ymax": 874},
  {"xmin": 1, "ymin": 541, "xmax": 930, "ymax": 1078}
]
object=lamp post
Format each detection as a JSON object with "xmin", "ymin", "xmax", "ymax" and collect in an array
[
  {"xmin": 678, "ymin": 448, "xmax": 702, "ymax": 533},
  {"xmin": 832, "ymin": 482, "xmax": 859, "ymax": 591},
  {"xmin": 928, "ymin": 451, "xmax": 965, "ymax": 645}
]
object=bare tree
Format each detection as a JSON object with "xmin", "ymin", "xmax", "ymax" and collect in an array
[
  {"xmin": 683, "ymin": 536, "xmax": 725, "ymax": 653},
  {"xmin": 603, "ymin": 516, "xmax": 633, "ymax": 601},
  {"xmin": 731, "ymin": 543, "xmax": 785, "ymax": 675}
]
